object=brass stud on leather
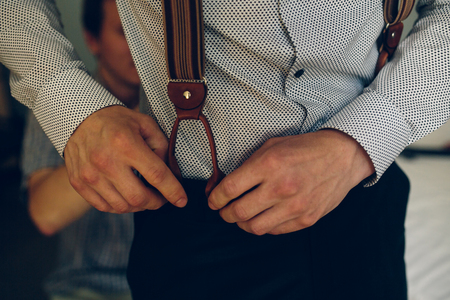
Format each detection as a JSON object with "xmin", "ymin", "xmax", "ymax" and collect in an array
[{"xmin": 183, "ymin": 91, "xmax": 191, "ymax": 99}]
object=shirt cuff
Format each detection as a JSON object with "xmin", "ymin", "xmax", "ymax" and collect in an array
[
  {"xmin": 34, "ymin": 68, "xmax": 125, "ymax": 157},
  {"xmin": 320, "ymin": 88, "xmax": 411, "ymax": 186}
]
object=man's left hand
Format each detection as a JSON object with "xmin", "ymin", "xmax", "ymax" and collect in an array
[{"xmin": 208, "ymin": 129, "xmax": 375, "ymax": 235}]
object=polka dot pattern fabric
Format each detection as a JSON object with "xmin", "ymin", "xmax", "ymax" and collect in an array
[
  {"xmin": 0, "ymin": 0, "xmax": 124, "ymax": 155},
  {"xmin": 1, "ymin": 0, "xmax": 449, "ymax": 184}
]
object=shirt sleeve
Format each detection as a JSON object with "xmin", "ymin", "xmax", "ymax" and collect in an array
[
  {"xmin": 0, "ymin": 0, "xmax": 124, "ymax": 157},
  {"xmin": 321, "ymin": 0, "xmax": 450, "ymax": 185}
]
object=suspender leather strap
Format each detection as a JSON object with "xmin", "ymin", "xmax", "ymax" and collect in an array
[
  {"xmin": 162, "ymin": 0, "xmax": 224, "ymax": 197},
  {"xmin": 375, "ymin": 0, "xmax": 416, "ymax": 74},
  {"xmin": 384, "ymin": 0, "xmax": 416, "ymax": 24}
]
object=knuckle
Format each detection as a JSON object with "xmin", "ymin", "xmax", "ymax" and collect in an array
[
  {"xmin": 219, "ymin": 209, "xmax": 232, "ymax": 223},
  {"xmin": 263, "ymin": 151, "xmax": 282, "ymax": 170},
  {"xmin": 126, "ymin": 193, "xmax": 147, "ymax": 207},
  {"xmin": 160, "ymin": 183, "xmax": 183, "ymax": 202},
  {"xmin": 247, "ymin": 222, "xmax": 267, "ymax": 236},
  {"xmin": 232, "ymin": 203, "xmax": 250, "ymax": 221},
  {"xmin": 90, "ymin": 150, "xmax": 111, "ymax": 171},
  {"xmin": 297, "ymin": 214, "xmax": 318, "ymax": 229},
  {"xmin": 273, "ymin": 180, "xmax": 299, "ymax": 198},
  {"xmin": 144, "ymin": 166, "xmax": 167, "ymax": 186},
  {"xmin": 111, "ymin": 130, "xmax": 132, "ymax": 149},
  {"xmin": 68, "ymin": 176, "xmax": 84, "ymax": 191},
  {"xmin": 79, "ymin": 167, "xmax": 100, "ymax": 185},
  {"xmin": 285, "ymin": 199, "xmax": 304, "ymax": 216},
  {"xmin": 92, "ymin": 202, "xmax": 111, "ymax": 213},
  {"xmin": 153, "ymin": 137, "xmax": 169, "ymax": 152},
  {"xmin": 113, "ymin": 202, "xmax": 131, "ymax": 214},
  {"xmin": 221, "ymin": 178, "xmax": 238, "ymax": 198},
  {"xmin": 146, "ymin": 200, "xmax": 165, "ymax": 210}
]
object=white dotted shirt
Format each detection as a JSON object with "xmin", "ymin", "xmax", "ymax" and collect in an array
[{"xmin": 1, "ymin": 0, "xmax": 449, "ymax": 184}]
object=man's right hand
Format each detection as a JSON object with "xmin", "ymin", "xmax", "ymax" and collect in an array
[{"xmin": 64, "ymin": 105, "xmax": 187, "ymax": 213}]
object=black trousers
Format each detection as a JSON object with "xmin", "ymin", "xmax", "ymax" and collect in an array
[{"xmin": 128, "ymin": 162, "xmax": 409, "ymax": 300}]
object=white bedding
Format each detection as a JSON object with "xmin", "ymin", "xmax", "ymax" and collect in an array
[{"xmin": 396, "ymin": 122, "xmax": 450, "ymax": 300}]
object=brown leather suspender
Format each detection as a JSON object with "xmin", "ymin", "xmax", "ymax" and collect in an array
[
  {"xmin": 375, "ymin": 0, "xmax": 416, "ymax": 74},
  {"xmin": 162, "ymin": 0, "xmax": 224, "ymax": 197}
]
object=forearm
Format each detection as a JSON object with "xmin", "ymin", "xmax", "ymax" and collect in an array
[{"xmin": 27, "ymin": 165, "xmax": 91, "ymax": 236}]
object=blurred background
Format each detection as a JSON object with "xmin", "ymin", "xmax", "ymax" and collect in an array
[
  {"xmin": 1, "ymin": 2, "xmax": 449, "ymax": 300},
  {"xmin": 0, "ymin": 1, "xmax": 93, "ymax": 299}
]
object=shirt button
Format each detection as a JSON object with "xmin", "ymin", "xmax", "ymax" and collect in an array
[{"xmin": 294, "ymin": 69, "xmax": 305, "ymax": 78}]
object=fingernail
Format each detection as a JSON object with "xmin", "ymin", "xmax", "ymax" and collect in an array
[{"xmin": 175, "ymin": 197, "xmax": 187, "ymax": 208}]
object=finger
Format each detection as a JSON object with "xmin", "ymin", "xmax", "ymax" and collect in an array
[
  {"xmin": 137, "ymin": 113, "xmax": 170, "ymax": 161},
  {"xmin": 110, "ymin": 168, "xmax": 168, "ymax": 210},
  {"xmin": 76, "ymin": 185, "xmax": 143, "ymax": 214},
  {"xmin": 70, "ymin": 179, "xmax": 116, "ymax": 213},
  {"xmin": 208, "ymin": 160, "xmax": 263, "ymax": 210},
  {"xmin": 132, "ymin": 142, "xmax": 187, "ymax": 208},
  {"xmin": 71, "ymin": 172, "xmax": 145, "ymax": 214},
  {"xmin": 236, "ymin": 199, "xmax": 302, "ymax": 236},
  {"xmin": 267, "ymin": 217, "xmax": 313, "ymax": 235},
  {"xmin": 267, "ymin": 199, "xmax": 338, "ymax": 235},
  {"xmin": 66, "ymin": 147, "xmax": 140, "ymax": 213},
  {"xmin": 218, "ymin": 184, "xmax": 276, "ymax": 224},
  {"xmin": 65, "ymin": 143, "xmax": 114, "ymax": 212},
  {"xmin": 88, "ymin": 175, "xmax": 149, "ymax": 213}
]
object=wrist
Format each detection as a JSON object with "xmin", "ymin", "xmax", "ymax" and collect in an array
[{"xmin": 320, "ymin": 129, "xmax": 375, "ymax": 185}]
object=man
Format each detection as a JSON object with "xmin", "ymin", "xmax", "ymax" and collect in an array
[
  {"xmin": 1, "ymin": 0, "xmax": 449, "ymax": 299},
  {"xmin": 20, "ymin": 0, "xmax": 139, "ymax": 299}
]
